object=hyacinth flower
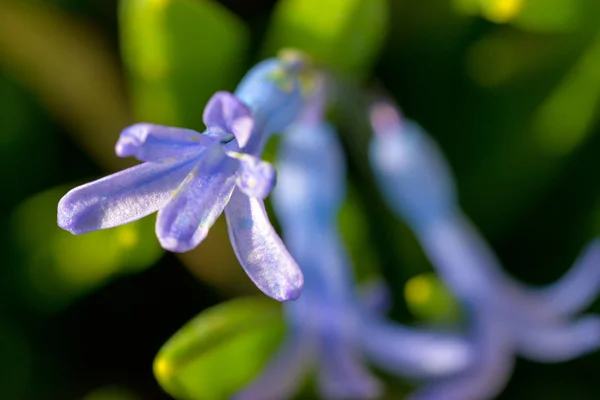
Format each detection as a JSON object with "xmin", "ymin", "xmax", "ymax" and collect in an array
[
  {"xmin": 368, "ymin": 98, "xmax": 600, "ymax": 400},
  {"xmin": 57, "ymin": 52, "xmax": 312, "ymax": 301},
  {"xmin": 235, "ymin": 86, "xmax": 473, "ymax": 400}
]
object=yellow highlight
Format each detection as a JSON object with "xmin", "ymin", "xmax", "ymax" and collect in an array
[
  {"xmin": 150, "ymin": 0, "xmax": 170, "ymax": 10},
  {"xmin": 117, "ymin": 226, "xmax": 139, "ymax": 248},
  {"xmin": 154, "ymin": 357, "xmax": 172, "ymax": 380},
  {"xmin": 405, "ymin": 275, "xmax": 432, "ymax": 305},
  {"xmin": 482, "ymin": 0, "xmax": 524, "ymax": 24}
]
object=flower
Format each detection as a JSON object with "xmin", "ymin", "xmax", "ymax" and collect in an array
[
  {"xmin": 57, "ymin": 53, "xmax": 313, "ymax": 302},
  {"xmin": 234, "ymin": 87, "xmax": 472, "ymax": 400},
  {"xmin": 369, "ymin": 98, "xmax": 600, "ymax": 399}
]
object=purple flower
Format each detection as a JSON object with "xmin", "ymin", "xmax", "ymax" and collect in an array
[
  {"xmin": 57, "ymin": 55, "xmax": 312, "ymax": 301},
  {"xmin": 234, "ymin": 87, "xmax": 472, "ymax": 400},
  {"xmin": 369, "ymin": 98, "xmax": 600, "ymax": 399}
]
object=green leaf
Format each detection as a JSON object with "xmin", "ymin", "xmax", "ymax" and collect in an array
[
  {"xmin": 263, "ymin": 0, "xmax": 389, "ymax": 78},
  {"xmin": 154, "ymin": 297, "xmax": 286, "ymax": 400},
  {"xmin": 10, "ymin": 185, "xmax": 164, "ymax": 313},
  {"xmin": 513, "ymin": 0, "xmax": 583, "ymax": 32},
  {"xmin": 119, "ymin": 0, "xmax": 249, "ymax": 130}
]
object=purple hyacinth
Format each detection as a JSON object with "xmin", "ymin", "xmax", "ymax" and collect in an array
[
  {"xmin": 57, "ymin": 53, "xmax": 312, "ymax": 302},
  {"xmin": 369, "ymin": 98, "xmax": 600, "ymax": 400},
  {"xmin": 234, "ymin": 85, "xmax": 472, "ymax": 400}
]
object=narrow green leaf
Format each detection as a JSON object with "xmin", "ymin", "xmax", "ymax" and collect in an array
[
  {"xmin": 119, "ymin": 0, "xmax": 249, "ymax": 130},
  {"xmin": 263, "ymin": 0, "xmax": 389, "ymax": 78},
  {"xmin": 154, "ymin": 297, "xmax": 285, "ymax": 400}
]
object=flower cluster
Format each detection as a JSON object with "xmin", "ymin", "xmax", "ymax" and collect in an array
[
  {"xmin": 369, "ymin": 98, "xmax": 600, "ymax": 400},
  {"xmin": 57, "ymin": 53, "xmax": 600, "ymax": 399},
  {"xmin": 235, "ymin": 85, "xmax": 471, "ymax": 400}
]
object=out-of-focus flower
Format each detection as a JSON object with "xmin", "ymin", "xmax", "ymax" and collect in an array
[
  {"xmin": 235, "ymin": 85, "xmax": 472, "ymax": 400},
  {"xmin": 369, "ymin": 98, "xmax": 600, "ymax": 400},
  {"xmin": 57, "ymin": 53, "xmax": 313, "ymax": 301}
]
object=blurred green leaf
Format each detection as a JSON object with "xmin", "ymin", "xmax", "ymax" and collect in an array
[
  {"xmin": 263, "ymin": 0, "xmax": 389, "ymax": 78},
  {"xmin": 465, "ymin": 29, "xmax": 600, "ymax": 235},
  {"xmin": 10, "ymin": 185, "xmax": 164, "ymax": 313},
  {"xmin": 154, "ymin": 297, "xmax": 285, "ymax": 400},
  {"xmin": 404, "ymin": 273, "xmax": 461, "ymax": 323},
  {"xmin": 453, "ymin": 0, "xmax": 581, "ymax": 32},
  {"xmin": 119, "ymin": 0, "xmax": 249, "ymax": 130},
  {"xmin": 514, "ymin": 0, "xmax": 582, "ymax": 32},
  {"xmin": 0, "ymin": 0, "xmax": 131, "ymax": 171}
]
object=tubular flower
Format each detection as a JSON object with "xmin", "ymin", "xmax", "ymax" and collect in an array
[
  {"xmin": 57, "ymin": 53, "xmax": 313, "ymax": 301},
  {"xmin": 234, "ymin": 87, "xmax": 472, "ymax": 400},
  {"xmin": 368, "ymin": 98, "xmax": 600, "ymax": 400}
]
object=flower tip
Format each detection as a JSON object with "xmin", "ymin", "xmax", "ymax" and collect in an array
[
  {"xmin": 369, "ymin": 100, "xmax": 403, "ymax": 136},
  {"xmin": 277, "ymin": 48, "xmax": 311, "ymax": 74},
  {"xmin": 272, "ymin": 274, "xmax": 304, "ymax": 302},
  {"xmin": 57, "ymin": 194, "xmax": 87, "ymax": 235},
  {"xmin": 158, "ymin": 236, "xmax": 195, "ymax": 253},
  {"xmin": 114, "ymin": 137, "xmax": 137, "ymax": 158}
]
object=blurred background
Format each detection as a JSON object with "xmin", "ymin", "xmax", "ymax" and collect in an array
[{"xmin": 1, "ymin": 0, "xmax": 600, "ymax": 398}]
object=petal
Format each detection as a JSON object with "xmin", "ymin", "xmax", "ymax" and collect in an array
[
  {"xmin": 514, "ymin": 316, "xmax": 600, "ymax": 362},
  {"xmin": 115, "ymin": 123, "xmax": 212, "ymax": 162},
  {"xmin": 58, "ymin": 158, "xmax": 197, "ymax": 234},
  {"xmin": 228, "ymin": 152, "xmax": 276, "ymax": 199},
  {"xmin": 408, "ymin": 310, "xmax": 514, "ymax": 400},
  {"xmin": 360, "ymin": 318, "xmax": 472, "ymax": 379},
  {"xmin": 156, "ymin": 143, "xmax": 238, "ymax": 252},
  {"xmin": 535, "ymin": 239, "xmax": 600, "ymax": 317},
  {"xmin": 369, "ymin": 121, "xmax": 457, "ymax": 228},
  {"xmin": 232, "ymin": 332, "xmax": 313, "ymax": 400},
  {"xmin": 224, "ymin": 189, "xmax": 304, "ymax": 302},
  {"xmin": 358, "ymin": 279, "xmax": 392, "ymax": 315},
  {"xmin": 316, "ymin": 329, "xmax": 382, "ymax": 400},
  {"xmin": 203, "ymin": 91, "xmax": 254, "ymax": 148}
]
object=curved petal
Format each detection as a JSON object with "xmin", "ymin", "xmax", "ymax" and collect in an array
[
  {"xmin": 156, "ymin": 144, "xmax": 238, "ymax": 252},
  {"xmin": 225, "ymin": 189, "xmax": 304, "ymax": 302},
  {"xmin": 115, "ymin": 123, "xmax": 211, "ymax": 162},
  {"xmin": 316, "ymin": 330, "xmax": 382, "ymax": 400},
  {"xmin": 228, "ymin": 152, "xmax": 276, "ymax": 199},
  {"xmin": 58, "ymin": 159, "xmax": 197, "ymax": 234},
  {"xmin": 409, "ymin": 310, "xmax": 514, "ymax": 400},
  {"xmin": 232, "ymin": 332, "xmax": 313, "ymax": 400},
  {"xmin": 360, "ymin": 318, "xmax": 471, "ymax": 379},
  {"xmin": 535, "ymin": 239, "xmax": 600, "ymax": 317},
  {"xmin": 203, "ymin": 91, "xmax": 254, "ymax": 148},
  {"xmin": 514, "ymin": 316, "xmax": 600, "ymax": 363}
]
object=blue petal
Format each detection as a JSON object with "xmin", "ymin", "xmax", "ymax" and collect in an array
[
  {"xmin": 58, "ymin": 158, "xmax": 197, "ymax": 234},
  {"xmin": 234, "ymin": 56, "xmax": 306, "ymax": 150},
  {"xmin": 358, "ymin": 279, "xmax": 392, "ymax": 315},
  {"xmin": 225, "ymin": 189, "xmax": 304, "ymax": 302},
  {"xmin": 360, "ymin": 318, "xmax": 471, "ymax": 379},
  {"xmin": 229, "ymin": 153, "xmax": 276, "ymax": 199},
  {"xmin": 115, "ymin": 123, "xmax": 212, "ymax": 162},
  {"xmin": 232, "ymin": 332, "xmax": 313, "ymax": 400},
  {"xmin": 534, "ymin": 239, "xmax": 600, "ymax": 317},
  {"xmin": 409, "ymin": 311, "xmax": 514, "ymax": 400},
  {"xmin": 273, "ymin": 121, "xmax": 346, "ymax": 221},
  {"xmin": 316, "ymin": 330, "xmax": 382, "ymax": 400},
  {"xmin": 514, "ymin": 316, "xmax": 600, "ymax": 362},
  {"xmin": 155, "ymin": 143, "xmax": 238, "ymax": 252},
  {"xmin": 369, "ymin": 118, "xmax": 457, "ymax": 228},
  {"xmin": 203, "ymin": 91, "xmax": 254, "ymax": 148}
]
